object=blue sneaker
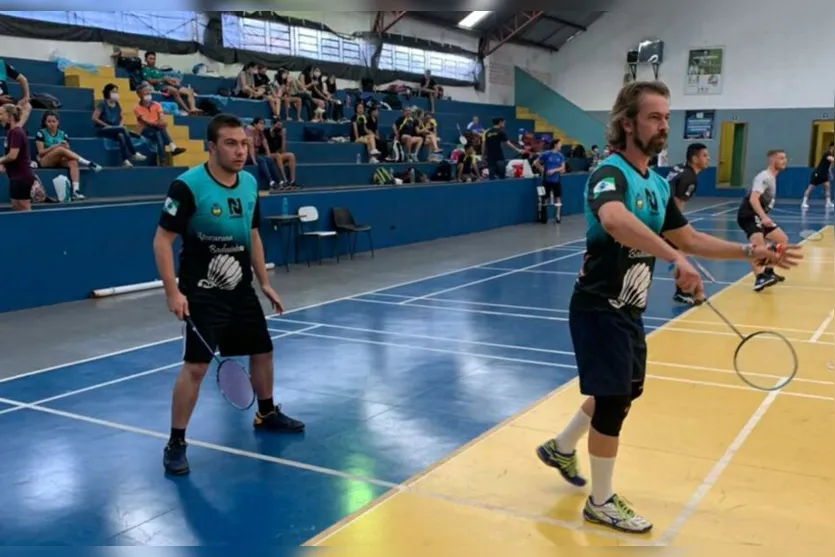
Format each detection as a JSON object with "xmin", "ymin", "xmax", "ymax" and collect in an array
[
  {"xmin": 536, "ymin": 439, "xmax": 587, "ymax": 486},
  {"xmin": 163, "ymin": 440, "xmax": 189, "ymax": 476}
]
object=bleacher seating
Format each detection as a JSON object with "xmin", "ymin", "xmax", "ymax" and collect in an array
[{"xmin": 0, "ymin": 56, "xmax": 536, "ymax": 208}]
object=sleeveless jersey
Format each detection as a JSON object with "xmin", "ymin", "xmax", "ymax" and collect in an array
[
  {"xmin": 158, "ymin": 164, "xmax": 261, "ymax": 294},
  {"xmin": 573, "ymin": 153, "xmax": 687, "ymax": 313}
]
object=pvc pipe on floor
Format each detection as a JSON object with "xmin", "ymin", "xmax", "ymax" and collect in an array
[{"xmin": 90, "ymin": 263, "xmax": 276, "ymax": 298}]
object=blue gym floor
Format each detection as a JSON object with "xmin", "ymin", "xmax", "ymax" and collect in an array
[{"xmin": 0, "ymin": 199, "xmax": 830, "ymax": 546}]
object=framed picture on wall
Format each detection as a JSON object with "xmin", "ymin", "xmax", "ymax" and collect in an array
[{"xmin": 683, "ymin": 110, "xmax": 715, "ymax": 140}]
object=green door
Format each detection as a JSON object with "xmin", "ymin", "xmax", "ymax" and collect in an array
[{"xmin": 730, "ymin": 124, "xmax": 746, "ymax": 186}]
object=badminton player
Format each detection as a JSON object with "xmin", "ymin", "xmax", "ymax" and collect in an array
[
  {"xmin": 153, "ymin": 113, "xmax": 304, "ymax": 476},
  {"xmin": 735, "ymin": 150, "xmax": 791, "ymax": 291},
  {"xmin": 535, "ymin": 81, "xmax": 801, "ymax": 534},
  {"xmin": 666, "ymin": 142, "xmax": 710, "ymax": 304},
  {"xmin": 801, "ymin": 142, "xmax": 834, "ymax": 209}
]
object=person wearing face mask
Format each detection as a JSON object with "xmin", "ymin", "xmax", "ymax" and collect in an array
[
  {"xmin": 93, "ymin": 83, "xmax": 146, "ymax": 167},
  {"xmin": 299, "ymin": 66, "xmax": 325, "ymax": 122},
  {"xmin": 309, "ymin": 67, "xmax": 334, "ymax": 122},
  {"xmin": 134, "ymin": 83, "xmax": 186, "ymax": 165},
  {"xmin": 234, "ymin": 63, "xmax": 266, "ymax": 100},
  {"xmin": 265, "ymin": 119, "xmax": 297, "ymax": 189},
  {"xmin": 274, "ymin": 69, "xmax": 303, "ymax": 121}
]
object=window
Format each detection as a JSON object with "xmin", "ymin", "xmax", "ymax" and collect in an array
[
  {"xmin": 0, "ymin": 11, "xmax": 203, "ymax": 42},
  {"xmin": 379, "ymin": 43, "xmax": 476, "ymax": 82}
]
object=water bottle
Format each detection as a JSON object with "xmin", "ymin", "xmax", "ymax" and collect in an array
[
  {"xmin": 356, "ymin": 153, "xmax": 362, "ymax": 164},
  {"xmin": 281, "ymin": 197, "xmax": 289, "ymax": 216}
]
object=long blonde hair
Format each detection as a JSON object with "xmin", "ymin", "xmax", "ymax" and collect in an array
[
  {"xmin": 1, "ymin": 103, "xmax": 21, "ymax": 125},
  {"xmin": 605, "ymin": 81, "xmax": 670, "ymax": 150}
]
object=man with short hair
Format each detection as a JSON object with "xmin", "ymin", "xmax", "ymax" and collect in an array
[
  {"xmin": 153, "ymin": 113, "xmax": 304, "ymax": 476},
  {"xmin": 667, "ymin": 142, "xmax": 710, "ymax": 304},
  {"xmin": 142, "ymin": 51, "xmax": 200, "ymax": 114},
  {"xmin": 801, "ymin": 142, "xmax": 834, "ymax": 209},
  {"xmin": 736, "ymin": 149, "xmax": 792, "ymax": 291}
]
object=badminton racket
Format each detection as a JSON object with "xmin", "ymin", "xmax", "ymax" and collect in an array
[
  {"xmin": 185, "ymin": 317, "xmax": 255, "ymax": 410},
  {"xmin": 672, "ymin": 260, "xmax": 798, "ymax": 391}
]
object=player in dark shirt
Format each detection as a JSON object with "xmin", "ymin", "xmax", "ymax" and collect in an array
[
  {"xmin": 801, "ymin": 142, "xmax": 834, "ymax": 209},
  {"xmin": 393, "ymin": 108, "xmax": 422, "ymax": 162},
  {"xmin": 535, "ymin": 81, "xmax": 801, "ymax": 535},
  {"xmin": 666, "ymin": 142, "xmax": 710, "ymax": 304},
  {"xmin": 418, "ymin": 69, "xmax": 439, "ymax": 113},
  {"xmin": 457, "ymin": 143, "xmax": 480, "ymax": 182},
  {"xmin": 153, "ymin": 114, "xmax": 304, "ymax": 476},
  {"xmin": 0, "ymin": 103, "xmax": 36, "ymax": 211},
  {"xmin": 481, "ymin": 117, "xmax": 522, "ymax": 179}
]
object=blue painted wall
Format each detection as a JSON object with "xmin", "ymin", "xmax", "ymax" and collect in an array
[
  {"xmin": 0, "ymin": 178, "xmax": 541, "ymax": 313},
  {"xmin": 514, "ymin": 67, "xmax": 606, "ymax": 147},
  {"xmin": 655, "ymin": 166, "xmax": 819, "ymax": 200}
]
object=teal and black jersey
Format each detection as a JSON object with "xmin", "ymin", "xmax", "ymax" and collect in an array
[
  {"xmin": 158, "ymin": 164, "xmax": 261, "ymax": 294},
  {"xmin": 573, "ymin": 153, "xmax": 688, "ymax": 313},
  {"xmin": 35, "ymin": 128, "xmax": 69, "ymax": 149}
]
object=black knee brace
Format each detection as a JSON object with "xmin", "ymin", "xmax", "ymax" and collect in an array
[{"xmin": 591, "ymin": 395, "xmax": 632, "ymax": 437}]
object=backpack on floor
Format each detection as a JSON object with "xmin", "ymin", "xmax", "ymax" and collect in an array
[{"xmin": 373, "ymin": 167, "xmax": 395, "ymax": 185}]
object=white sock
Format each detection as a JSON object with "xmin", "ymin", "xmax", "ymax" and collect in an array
[
  {"xmin": 555, "ymin": 409, "xmax": 591, "ymax": 454},
  {"xmin": 589, "ymin": 455, "xmax": 615, "ymax": 506},
  {"xmin": 78, "ymin": 157, "xmax": 90, "ymax": 166},
  {"xmin": 72, "ymin": 182, "xmax": 80, "ymax": 192}
]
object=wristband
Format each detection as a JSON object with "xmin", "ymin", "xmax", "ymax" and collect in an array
[{"xmin": 741, "ymin": 244, "xmax": 754, "ymax": 258}]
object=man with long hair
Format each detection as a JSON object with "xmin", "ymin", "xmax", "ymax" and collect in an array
[
  {"xmin": 535, "ymin": 81, "xmax": 801, "ymax": 534},
  {"xmin": 153, "ymin": 114, "xmax": 304, "ymax": 476}
]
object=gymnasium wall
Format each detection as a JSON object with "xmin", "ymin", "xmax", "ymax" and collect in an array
[
  {"xmin": 0, "ymin": 179, "xmax": 540, "ymax": 314},
  {"xmin": 517, "ymin": 0, "xmax": 833, "ymax": 184}
]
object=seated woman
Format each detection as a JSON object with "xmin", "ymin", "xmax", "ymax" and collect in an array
[
  {"xmin": 350, "ymin": 103, "xmax": 380, "ymax": 163},
  {"xmin": 298, "ymin": 66, "xmax": 325, "ymax": 122},
  {"xmin": 234, "ymin": 63, "xmax": 267, "ymax": 100},
  {"xmin": 265, "ymin": 119, "xmax": 297, "ymax": 189},
  {"xmin": 134, "ymin": 83, "xmax": 186, "ymax": 165},
  {"xmin": 367, "ymin": 106, "xmax": 394, "ymax": 162},
  {"xmin": 275, "ymin": 69, "xmax": 303, "ymax": 121},
  {"xmin": 310, "ymin": 67, "xmax": 335, "ymax": 122},
  {"xmin": 457, "ymin": 143, "xmax": 480, "ymax": 182},
  {"xmin": 35, "ymin": 110, "xmax": 102, "ymax": 200},
  {"xmin": 418, "ymin": 112, "xmax": 442, "ymax": 155},
  {"xmin": 324, "ymin": 75, "xmax": 345, "ymax": 122},
  {"xmin": 92, "ymin": 83, "xmax": 147, "ymax": 167}
]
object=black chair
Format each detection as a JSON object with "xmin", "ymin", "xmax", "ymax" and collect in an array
[{"xmin": 332, "ymin": 207, "xmax": 374, "ymax": 259}]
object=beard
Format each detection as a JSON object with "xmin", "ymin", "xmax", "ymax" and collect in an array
[{"xmin": 633, "ymin": 132, "xmax": 668, "ymax": 157}]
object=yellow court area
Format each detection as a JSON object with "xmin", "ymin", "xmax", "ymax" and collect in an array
[{"xmin": 305, "ymin": 228, "xmax": 835, "ymax": 551}]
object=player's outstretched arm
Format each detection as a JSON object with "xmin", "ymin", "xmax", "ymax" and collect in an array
[{"xmin": 664, "ymin": 225, "xmax": 803, "ymax": 269}]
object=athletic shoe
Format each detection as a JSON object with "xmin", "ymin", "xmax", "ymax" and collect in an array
[
  {"xmin": 254, "ymin": 405, "xmax": 305, "ymax": 432},
  {"xmin": 583, "ymin": 494, "xmax": 653, "ymax": 534},
  {"xmin": 163, "ymin": 440, "xmax": 190, "ymax": 476},
  {"xmin": 536, "ymin": 439, "xmax": 587, "ymax": 486},
  {"xmin": 765, "ymin": 268, "xmax": 785, "ymax": 282},
  {"xmin": 754, "ymin": 273, "xmax": 778, "ymax": 292}
]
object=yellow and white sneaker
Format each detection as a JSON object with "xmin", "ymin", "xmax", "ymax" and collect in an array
[{"xmin": 583, "ymin": 494, "xmax": 653, "ymax": 534}]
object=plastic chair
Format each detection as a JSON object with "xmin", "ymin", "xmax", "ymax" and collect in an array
[
  {"xmin": 297, "ymin": 206, "xmax": 339, "ymax": 266},
  {"xmin": 332, "ymin": 207, "xmax": 374, "ymax": 259}
]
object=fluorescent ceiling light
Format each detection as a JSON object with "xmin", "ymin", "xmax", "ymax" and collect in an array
[{"xmin": 458, "ymin": 11, "xmax": 492, "ymax": 29}]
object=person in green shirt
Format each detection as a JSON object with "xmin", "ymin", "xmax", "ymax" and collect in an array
[{"xmin": 142, "ymin": 51, "xmax": 200, "ymax": 115}]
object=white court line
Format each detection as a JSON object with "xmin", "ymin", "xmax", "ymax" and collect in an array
[
  {"xmin": 656, "ymin": 379, "xmax": 783, "ymax": 546},
  {"xmin": 347, "ymin": 297, "xmax": 826, "ymax": 343},
  {"xmin": 1, "ymin": 201, "xmax": 731, "ymax": 386},
  {"xmin": 0, "ymin": 327, "xmax": 322, "ymax": 418},
  {"xmin": 398, "ymin": 250, "xmax": 585, "ymax": 305},
  {"xmin": 649, "ymin": 360, "xmax": 832, "ymax": 386},
  {"xmin": 810, "ymin": 309, "xmax": 834, "ymax": 343}
]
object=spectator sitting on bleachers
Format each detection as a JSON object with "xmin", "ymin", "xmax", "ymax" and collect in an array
[
  {"xmin": 34, "ymin": 110, "xmax": 102, "ymax": 199},
  {"xmin": 274, "ymin": 69, "xmax": 303, "ymax": 121},
  {"xmin": 367, "ymin": 106, "xmax": 394, "ymax": 162},
  {"xmin": 264, "ymin": 119, "xmax": 297, "ymax": 189},
  {"xmin": 142, "ymin": 51, "xmax": 200, "ymax": 115},
  {"xmin": 254, "ymin": 64, "xmax": 281, "ymax": 119},
  {"xmin": 92, "ymin": 83, "xmax": 147, "ymax": 167},
  {"xmin": 0, "ymin": 57, "xmax": 29, "ymax": 108},
  {"xmin": 457, "ymin": 143, "xmax": 480, "ymax": 183},
  {"xmin": 134, "ymin": 83, "xmax": 186, "ymax": 165},
  {"xmin": 393, "ymin": 108, "xmax": 422, "ymax": 162},
  {"xmin": 419, "ymin": 69, "xmax": 440, "ymax": 113},
  {"xmin": 234, "ymin": 62, "xmax": 267, "ymax": 101},
  {"xmin": 310, "ymin": 67, "xmax": 336, "ymax": 122},
  {"xmin": 417, "ymin": 111, "xmax": 442, "ymax": 155},
  {"xmin": 298, "ymin": 66, "xmax": 326, "ymax": 122},
  {"xmin": 351, "ymin": 103, "xmax": 381, "ymax": 163},
  {"xmin": 324, "ymin": 75, "xmax": 345, "ymax": 122},
  {"xmin": 464, "ymin": 116, "xmax": 483, "ymax": 150},
  {"xmin": 0, "ymin": 103, "xmax": 35, "ymax": 211},
  {"xmin": 246, "ymin": 117, "xmax": 283, "ymax": 190}
]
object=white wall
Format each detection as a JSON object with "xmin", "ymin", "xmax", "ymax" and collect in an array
[
  {"xmin": 0, "ymin": 11, "xmax": 558, "ymax": 107},
  {"xmin": 549, "ymin": 0, "xmax": 835, "ymax": 111}
]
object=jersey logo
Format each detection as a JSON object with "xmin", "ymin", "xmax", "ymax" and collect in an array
[
  {"xmin": 608, "ymin": 262, "xmax": 652, "ymax": 310},
  {"xmin": 210, "ymin": 203, "xmax": 222, "ymax": 217},
  {"xmin": 162, "ymin": 197, "xmax": 179, "ymax": 216},
  {"xmin": 644, "ymin": 188, "xmax": 659, "ymax": 212},
  {"xmin": 592, "ymin": 177, "xmax": 616, "ymax": 197},
  {"xmin": 227, "ymin": 197, "xmax": 243, "ymax": 218},
  {"xmin": 198, "ymin": 254, "xmax": 243, "ymax": 291}
]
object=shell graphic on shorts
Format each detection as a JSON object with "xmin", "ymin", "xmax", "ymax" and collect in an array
[
  {"xmin": 609, "ymin": 262, "xmax": 652, "ymax": 310},
  {"xmin": 198, "ymin": 254, "xmax": 243, "ymax": 290}
]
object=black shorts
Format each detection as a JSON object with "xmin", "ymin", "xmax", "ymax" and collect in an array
[
  {"xmin": 9, "ymin": 175, "xmax": 35, "ymax": 201},
  {"xmin": 182, "ymin": 287, "xmax": 273, "ymax": 364},
  {"xmin": 543, "ymin": 180, "xmax": 562, "ymax": 199},
  {"xmin": 569, "ymin": 307, "xmax": 646, "ymax": 397},
  {"xmin": 737, "ymin": 214, "xmax": 777, "ymax": 239},
  {"xmin": 810, "ymin": 171, "xmax": 830, "ymax": 186}
]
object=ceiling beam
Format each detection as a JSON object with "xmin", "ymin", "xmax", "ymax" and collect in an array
[
  {"xmin": 478, "ymin": 11, "xmax": 544, "ymax": 58},
  {"xmin": 373, "ymin": 11, "xmax": 408, "ymax": 34},
  {"xmin": 541, "ymin": 14, "xmax": 586, "ymax": 31}
]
